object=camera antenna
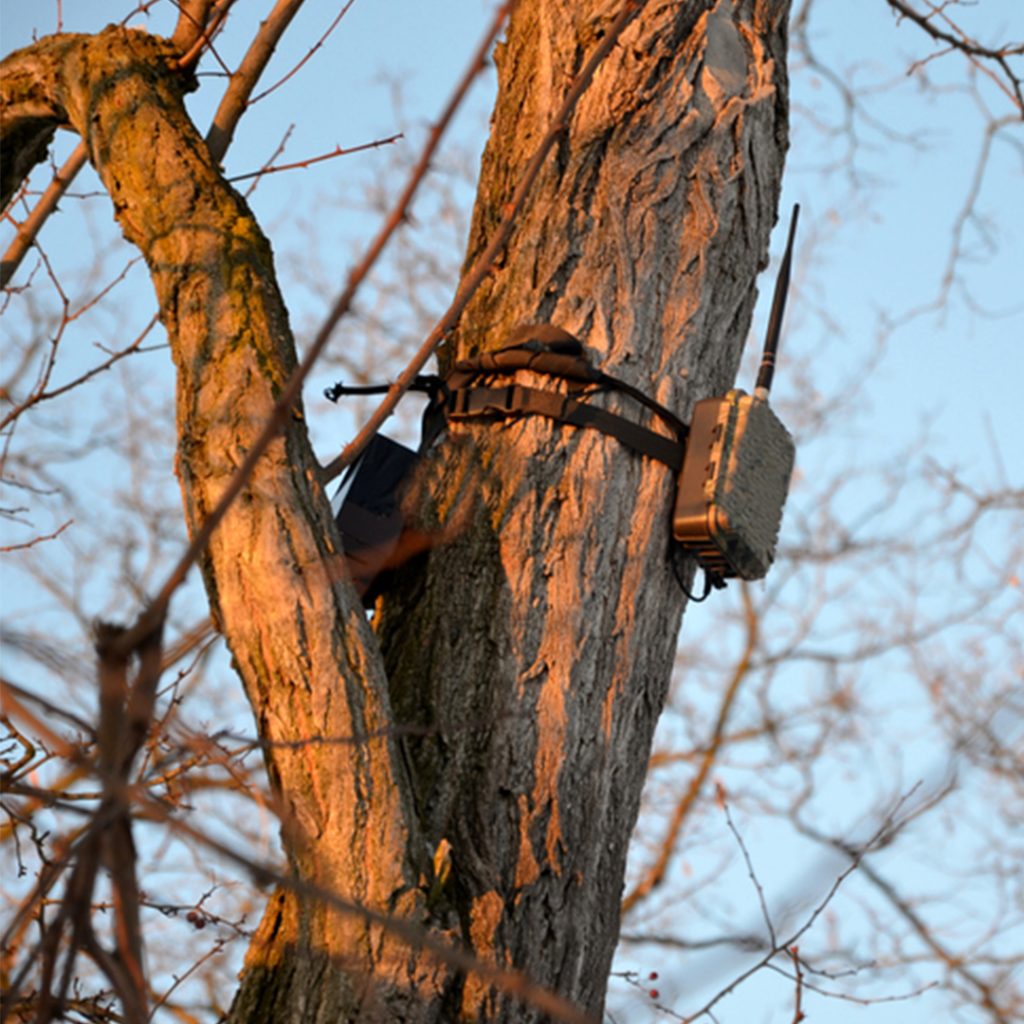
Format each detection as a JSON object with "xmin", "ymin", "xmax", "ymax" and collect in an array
[{"xmin": 754, "ymin": 203, "xmax": 800, "ymax": 402}]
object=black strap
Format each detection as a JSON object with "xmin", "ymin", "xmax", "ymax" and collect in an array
[
  {"xmin": 325, "ymin": 325, "xmax": 688, "ymax": 470},
  {"xmin": 449, "ymin": 329, "xmax": 687, "ymax": 443},
  {"xmin": 447, "ymin": 383, "xmax": 685, "ymax": 471}
]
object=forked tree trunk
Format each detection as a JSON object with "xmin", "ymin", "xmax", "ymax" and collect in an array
[{"xmin": 0, "ymin": 1, "xmax": 789, "ymax": 1020}]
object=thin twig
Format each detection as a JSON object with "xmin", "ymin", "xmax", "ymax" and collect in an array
[
  {"xmin": 227, "ymin": 134, "xmax": 402, "ymax": 182},
  {"xmin": 790, "ymin": 946, "xmax": 806, "ymax": 1023},
  {"xmin": 0, "ymin": 314, "xmax": 160, "ymax": 432},
  {"xmin": 247, "ymin": 0, "xmax": 358, "ymax": 106},
  {"xmin": 171, "ymin": 0, "xmax": 231, "ymax": 73},
  {"xmin": 205, "ymin": 0, "xmax": 307, "ymax": 163},
  {"xmin": 622, "ymin": 584, "xmax": 759, "ymax": 912},
  {"xmin": 0, "ymin": 518, "xmax": 73, "ymax": 552},
  {"xmin": 720, "ymin": 787, "xmax": 777, "ymax": 950},
  {"xmin": 1, "ymin": 143, "xmax": 87, "ymax": 289},
  {"xmin": 0, "ymin": 679, "xmax": 83, "ymax": 759},
  {"xmin": 799, "ymin": 819, "xmax": 1016, "ymax": 1024},
  {"xmin": 684, "ymin": 789, "xmax": 925, "ymax": 1023},
  {"xmin": 884, "ymin": 0, "xmax": 1023, "ymax": 112},
  {"xmin": 241, "ymin": 123, "xmax": 293, "ymax": 198},
  {"xmin": 170, "ymin": 0, "xmax": 215, "ymax": 54}
]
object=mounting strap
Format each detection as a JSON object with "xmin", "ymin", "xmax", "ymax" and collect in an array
[
  {"xmin": 325, "ymin": 324, "xmax": 686, "ymax": 470},
  {"xmin": 443, "ymin": 325, "xmax": 686, "ymax": 470},
  {"xmin": 447, "ymin": 380, "xmax": 684, "ymax": 470}
]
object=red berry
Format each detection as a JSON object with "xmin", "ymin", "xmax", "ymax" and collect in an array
[
  {"xmin": 648, "ymin": 971, "xmax": 659, "ymax": 980},
  {"xmin": 649, "ymin": 989, "xmax": 659, "ymax": 999}
]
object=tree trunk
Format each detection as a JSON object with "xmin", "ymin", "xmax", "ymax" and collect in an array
[
  {"xmin": 375, "ymin": 2, "xmax": 790, "ymax": 1018},
  {"xmin": 0, "ymin": 0, "xmax": 789, "ymax": 1020},
  {"xmin": 2, "ymin": 24, "xmax": 425, "ymax": 1021}
]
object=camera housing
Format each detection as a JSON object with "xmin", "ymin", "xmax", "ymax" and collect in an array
[{"xmin": 672, "ymin": 389, "xmax": 794, "ymax": 582}]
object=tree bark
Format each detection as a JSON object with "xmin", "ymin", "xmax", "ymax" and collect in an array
[
  {"xmin": 377, "ymin": 0, "xmax": 790, "ymax": 1018},
  {"xmin": 0, "ymin": 0, "xmax": 790, "ymax": 1020}
]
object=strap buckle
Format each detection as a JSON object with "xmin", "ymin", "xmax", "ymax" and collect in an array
[
  {"xmin": 448, "ymin": 384, "xmax": 526, "ymax": 420},
  {"xmin": 447, "ymin": 387, "xmax": 476, "ymax": 419}
]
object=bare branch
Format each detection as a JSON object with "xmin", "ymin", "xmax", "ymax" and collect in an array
[
  {"xmin": 0, "ymin": 517, "xmax": 72, "ymax": 552},
  {"xmin": 721, "ymin": 788, "xmax": 777, "ymax": 951},
  {"xmin": 118, "ymin": 0, "xmax": 513, "ymax": 648},
  {"xmin": 797, "ymin": 817, "xmax": 1019, "ymax": 1024},
  {"xmin": 0, "ymin": 1, "xmax": 231, "ymax": 292},
  {"xmin": 622, "ymin": 585, "xmax": 759, "ymax": 912},
  {"xmin": 247, "ymin": 0, "xmax": 358, "ymax": 106},
  {"xmin": 685, "ymin": 791, "xmax": 928, "ymax": 1023},
  {"xmin": 0, "ymin": 314, "xmax": 160, "ymax": 433},
  {"xmin": 204, "ymin": 0, "xmax": 307, "ymax": 164},
  {"xmin": 884, "ymin": 0, "xmax": 1024, "ymax": 113},
  {"xmin": 170, "ymin": 0, "xmax": 216, "ymax": 54},
  {"xmin": 226, "ymin": 132, "xmax": 403, "ymax": 183}
]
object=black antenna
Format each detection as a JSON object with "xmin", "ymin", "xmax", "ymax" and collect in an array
[{"xmin": 754, "ymin": 203, "xmax": 800, "ymax": 400}]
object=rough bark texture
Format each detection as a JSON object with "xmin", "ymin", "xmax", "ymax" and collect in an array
[
  {"xmin": 375, "ymin": 2, "xmax": 790, "ymax": 1018},
  {"xmin": 1, "ymin": 0, "xmax": 790, "ymax": 1020}
]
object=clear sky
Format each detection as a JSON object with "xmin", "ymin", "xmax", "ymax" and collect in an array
[{"xmin": 1, "ymin": 2, "xmax": 1021, "ymax": 1022}]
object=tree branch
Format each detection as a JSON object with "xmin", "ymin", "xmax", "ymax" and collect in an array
[
  {"xmin": 204, "ymin": 0, "xmax": 307, "ymax": 163},
  {"xmin": 1, "ymin": 141, "xmax": 86, "ymax": 288},
  {"xmin": 621, "ymin": 585, "xmax": 759, "ymax": 913},
  {"xmin": 884, "ymin": 0, "xmax": 1024, "ymax": 113},
  {"xmin": 119, "ymin": 0, "xmax": 514, "ymax": 648}
]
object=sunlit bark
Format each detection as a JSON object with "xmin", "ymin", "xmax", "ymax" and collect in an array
[{"xmin": 1, "ymin": 24, "xmax": 424, "ymax": 1020}]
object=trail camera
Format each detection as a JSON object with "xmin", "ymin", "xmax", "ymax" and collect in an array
[
  {"xmin": 672, "ymin": 205, "xmax": 799, "ymax": 583},
  {"xmin": 672, "ymin": 389, "xmax": 794, "ymax": 581},
  {"xmin": 326, "ymin": 206, "xmax": 800, "ymax": 600}
]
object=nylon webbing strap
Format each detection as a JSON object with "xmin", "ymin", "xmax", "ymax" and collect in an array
[
  {"xmin": 449, "ymin": 347, "xmax": 602, "ymax": 387},
  {"xmin": 325, "ymin": 325, "xmax": 688, "ymax": 470},
  {"xmin": 447, "ymin": 383, "xmax": 685, "ymax": 471}
]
